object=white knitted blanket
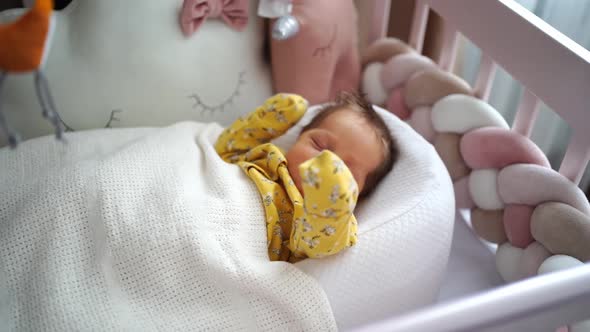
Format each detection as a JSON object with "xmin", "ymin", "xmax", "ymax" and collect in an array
[{"xmin": 0, "ymin": 122, "xmax": 336, "ymax": 331}]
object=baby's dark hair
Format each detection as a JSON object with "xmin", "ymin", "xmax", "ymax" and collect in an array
[{"xmin": 301, "ymin": 91, "xmax": 399, "ymax": 198}]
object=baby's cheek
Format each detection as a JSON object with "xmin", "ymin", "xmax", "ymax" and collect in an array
[
  {"xmin": 287, "ymin": 162, "xmax": 304, "ymax": 195},
  {"xmin": 350, "ymin": 170, "xmax": 365, "ymax": 195},
  {"xmin": 286, "ymin": 145, "xmax": 317, "ymax": 195},
  {"xmin": 356, "ymin": 179, "xmax": 365, "ymax": 195}
]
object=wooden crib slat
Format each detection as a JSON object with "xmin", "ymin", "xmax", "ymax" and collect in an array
[
  {"xmin": 438, "ymin": 25, "xmax": 459, "ymax": 71},
  {"xmin": 559, "ymin": 135, "xmax": 590, "ymax": 185},
  {"xmin": 512, "ymin": 89, "xmax": 540, "ymax": 137},
  {"xmin": 368, "ymin": 0, "xmax": 392, "ymax": 45},
  {"xmin": 474, "ymin": 55, "xmax": 497, "ymax": 102},
  {"xmin": 424, "ymin": 0, "xmax": 590, "ymax": 138},
  {"xmin": 409, "ymin": 0, "xmax": 429, "ymax": 54}
]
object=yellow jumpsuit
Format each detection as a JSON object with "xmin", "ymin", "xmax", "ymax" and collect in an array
[{"xmin": 215, "ymin": 94, "xmax": 358, "ymax": 262}]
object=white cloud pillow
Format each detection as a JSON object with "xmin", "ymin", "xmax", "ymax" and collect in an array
[
  {"xmin": 274, "ymin": 105, "xmax": 456, "ymax": 330},
  {"xmin": 0, "ymin": 0, "xmax": 272, "ymax": 146}
]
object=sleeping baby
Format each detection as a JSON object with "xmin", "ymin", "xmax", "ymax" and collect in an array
[{"xmin": 215, "ymin": 92, "xmax": 398, "ymax": 262}]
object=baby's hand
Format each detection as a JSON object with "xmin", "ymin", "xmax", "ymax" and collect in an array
[
  {"xmin": 215, "ymin": 93, "xmax": 308, "ymax": 161},
  {"xmin": 251, "ymin": 93, "xmax": 309, "ymax": 138},
  {"xmin": 290, "ymin": 150, "xmax": 360, "ymax": 258},
  {"xmin": 298, "ymin": 150, "xmax": 359, "ymax": 218}
]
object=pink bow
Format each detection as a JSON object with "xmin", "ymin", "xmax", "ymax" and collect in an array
[{"xmin": 180, "ymin": 0, "xmax": 250, "ymax": 37}]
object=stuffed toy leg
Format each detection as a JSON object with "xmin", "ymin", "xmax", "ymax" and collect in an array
[
  {"xmin": 267, "ymin": 0, "xmax": 361, "ymax": 105},
  {"xmin": 0, "ymin": 0, "xmax": 63, "ymax": 148}
]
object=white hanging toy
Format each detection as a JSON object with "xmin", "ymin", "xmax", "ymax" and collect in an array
[{"xmin": 258, "ymin": 0, "xmax": 300, "ymax": 40}]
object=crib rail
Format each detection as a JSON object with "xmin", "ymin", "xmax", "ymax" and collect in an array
[
  {"xmin": 409, "ymin": 0, "xmax": 590, "ymax": 184},
  {"xmin": 364, "ymin": 0, "xmax": 590, "ymax": 330},
  {"xmin": 410, "ymin": 0, "xmax": 590, "ymax": 133},
  {"xmin": 369, "ymin": 0, "xmax": 590, "ymax": 184},
  {"xmin": 353, "ymin": 263, "xmax": 590, "ymax": 332},
  {"xmin": 367, "ymin": 0, "xmax": 391, "ymax": 47}
]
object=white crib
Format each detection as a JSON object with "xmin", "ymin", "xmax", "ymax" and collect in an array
[
  {"xmin": 1, "ymin": 0, "xmax": 589, "ymax": 331},
  {"xmin": 355, "ymin": 0, "xmax": 590, "ymax": 331}
]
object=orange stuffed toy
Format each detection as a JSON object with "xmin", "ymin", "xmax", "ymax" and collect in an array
[
  {"xmin": 267, "ymin": 0, "xmax": 361, "ymax": 105},
  {"xmin": 0, "ymin": 0, "xmax": 63, "ymax": 148}
]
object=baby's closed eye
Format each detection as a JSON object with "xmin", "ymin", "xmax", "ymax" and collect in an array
[
  {"xmin": 311, "ymin": 137, "xmax": 325, "ymax": 150},
  {"xmin": 310, "ymin": 132, "xmax": 332, "ymax": 151}
]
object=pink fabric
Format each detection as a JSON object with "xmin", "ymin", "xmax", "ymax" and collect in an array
[
  {"xmin": 460, "ymin": 127, "xmax": 549, "ymax": 169},
  {"xmin": 471, "ymin": 208, "xmax": 507, "ymax": 244},
  {"xmin": 436, "ymin": 134, "xmax": 471, "ymax": 182},
  {"xmin": 404, "ymin": 69, "xmax": 472, "ymax": 109},
  {"xmin": 504, "ymin": 204, "xmax": 534, "ymax": 248},
  {"xmin": 180, "ymin": 0, "xmax": 249, "ymax": 37},
  {"xmin": 520, "ymin": 242, "xmax": 551, "ymax": 278},
  {"xmin": 453, "ymin": 176, "xmax": 474, "ymax": 209},
  {"xmin": 408, "ymin": 106, "xmax": 436, "ymax": 142},
  {"xmin": 531, "ymin": 202, "xmax": 590, "ymax": 262},
  {"xmin": 270, "ymin": 0, "xmax": 360, "ymax": 105},
  {"xmin": 386, "ymin": 87, "xmax": 410, "ymax": 120},
  {"xmin": 498, "ymin": 164, "xmax": 590, "ymax": 215},
  {"xmin": 379, "ymin": 53, "xmax": 436, "ymax": 91},
  {"xmin": 361, "ymin": 38, "xmax": 412, "ymax": 67}
]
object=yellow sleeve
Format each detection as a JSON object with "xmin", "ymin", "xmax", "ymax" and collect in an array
[
  {"xmin": 214, "ymin": 93, "xmax": 308, "ymax": 163},
  {"xmin": 289, "ymin": 150, "xmax": 359, "ymax": 259}
]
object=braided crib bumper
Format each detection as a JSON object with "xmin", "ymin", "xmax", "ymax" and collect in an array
[{"xmin": 361, "ymin": 37, "xmax": 590, "ymax": 283}]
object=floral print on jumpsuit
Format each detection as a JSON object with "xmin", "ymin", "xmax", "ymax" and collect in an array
[{"xmin": 215, "ymin": 94, "xmax": 358, "ymax": 262}]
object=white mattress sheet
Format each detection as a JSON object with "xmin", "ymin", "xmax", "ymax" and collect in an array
[
  {"xmin": 433, "ymin": 211, "xmax": 578, "ymax": 332},
  {"xmin": 437, "ymin": 210, "xmax": 503, "ymax": 303}
]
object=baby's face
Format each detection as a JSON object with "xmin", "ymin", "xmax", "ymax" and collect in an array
[{"xmin": 286, "ymin": 108, "xmax": 384, "ymax": 195}]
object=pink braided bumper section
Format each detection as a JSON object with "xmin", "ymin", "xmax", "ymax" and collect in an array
[{"xmin": 361, "ymin": 37, "xmax": 590, "ymax": 283}]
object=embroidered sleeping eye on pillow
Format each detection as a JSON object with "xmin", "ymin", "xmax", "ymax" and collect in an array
[
  {"xmin": 0, "ymin": 0, "xmax": 272, "ymax": 147},
  {"xmin": 272, "ymin": 104, "xmax": 455, "ymax": 330},
  {"xmin": 269, "ymin": 0, "xmax": 361, "ymax": 105}
]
